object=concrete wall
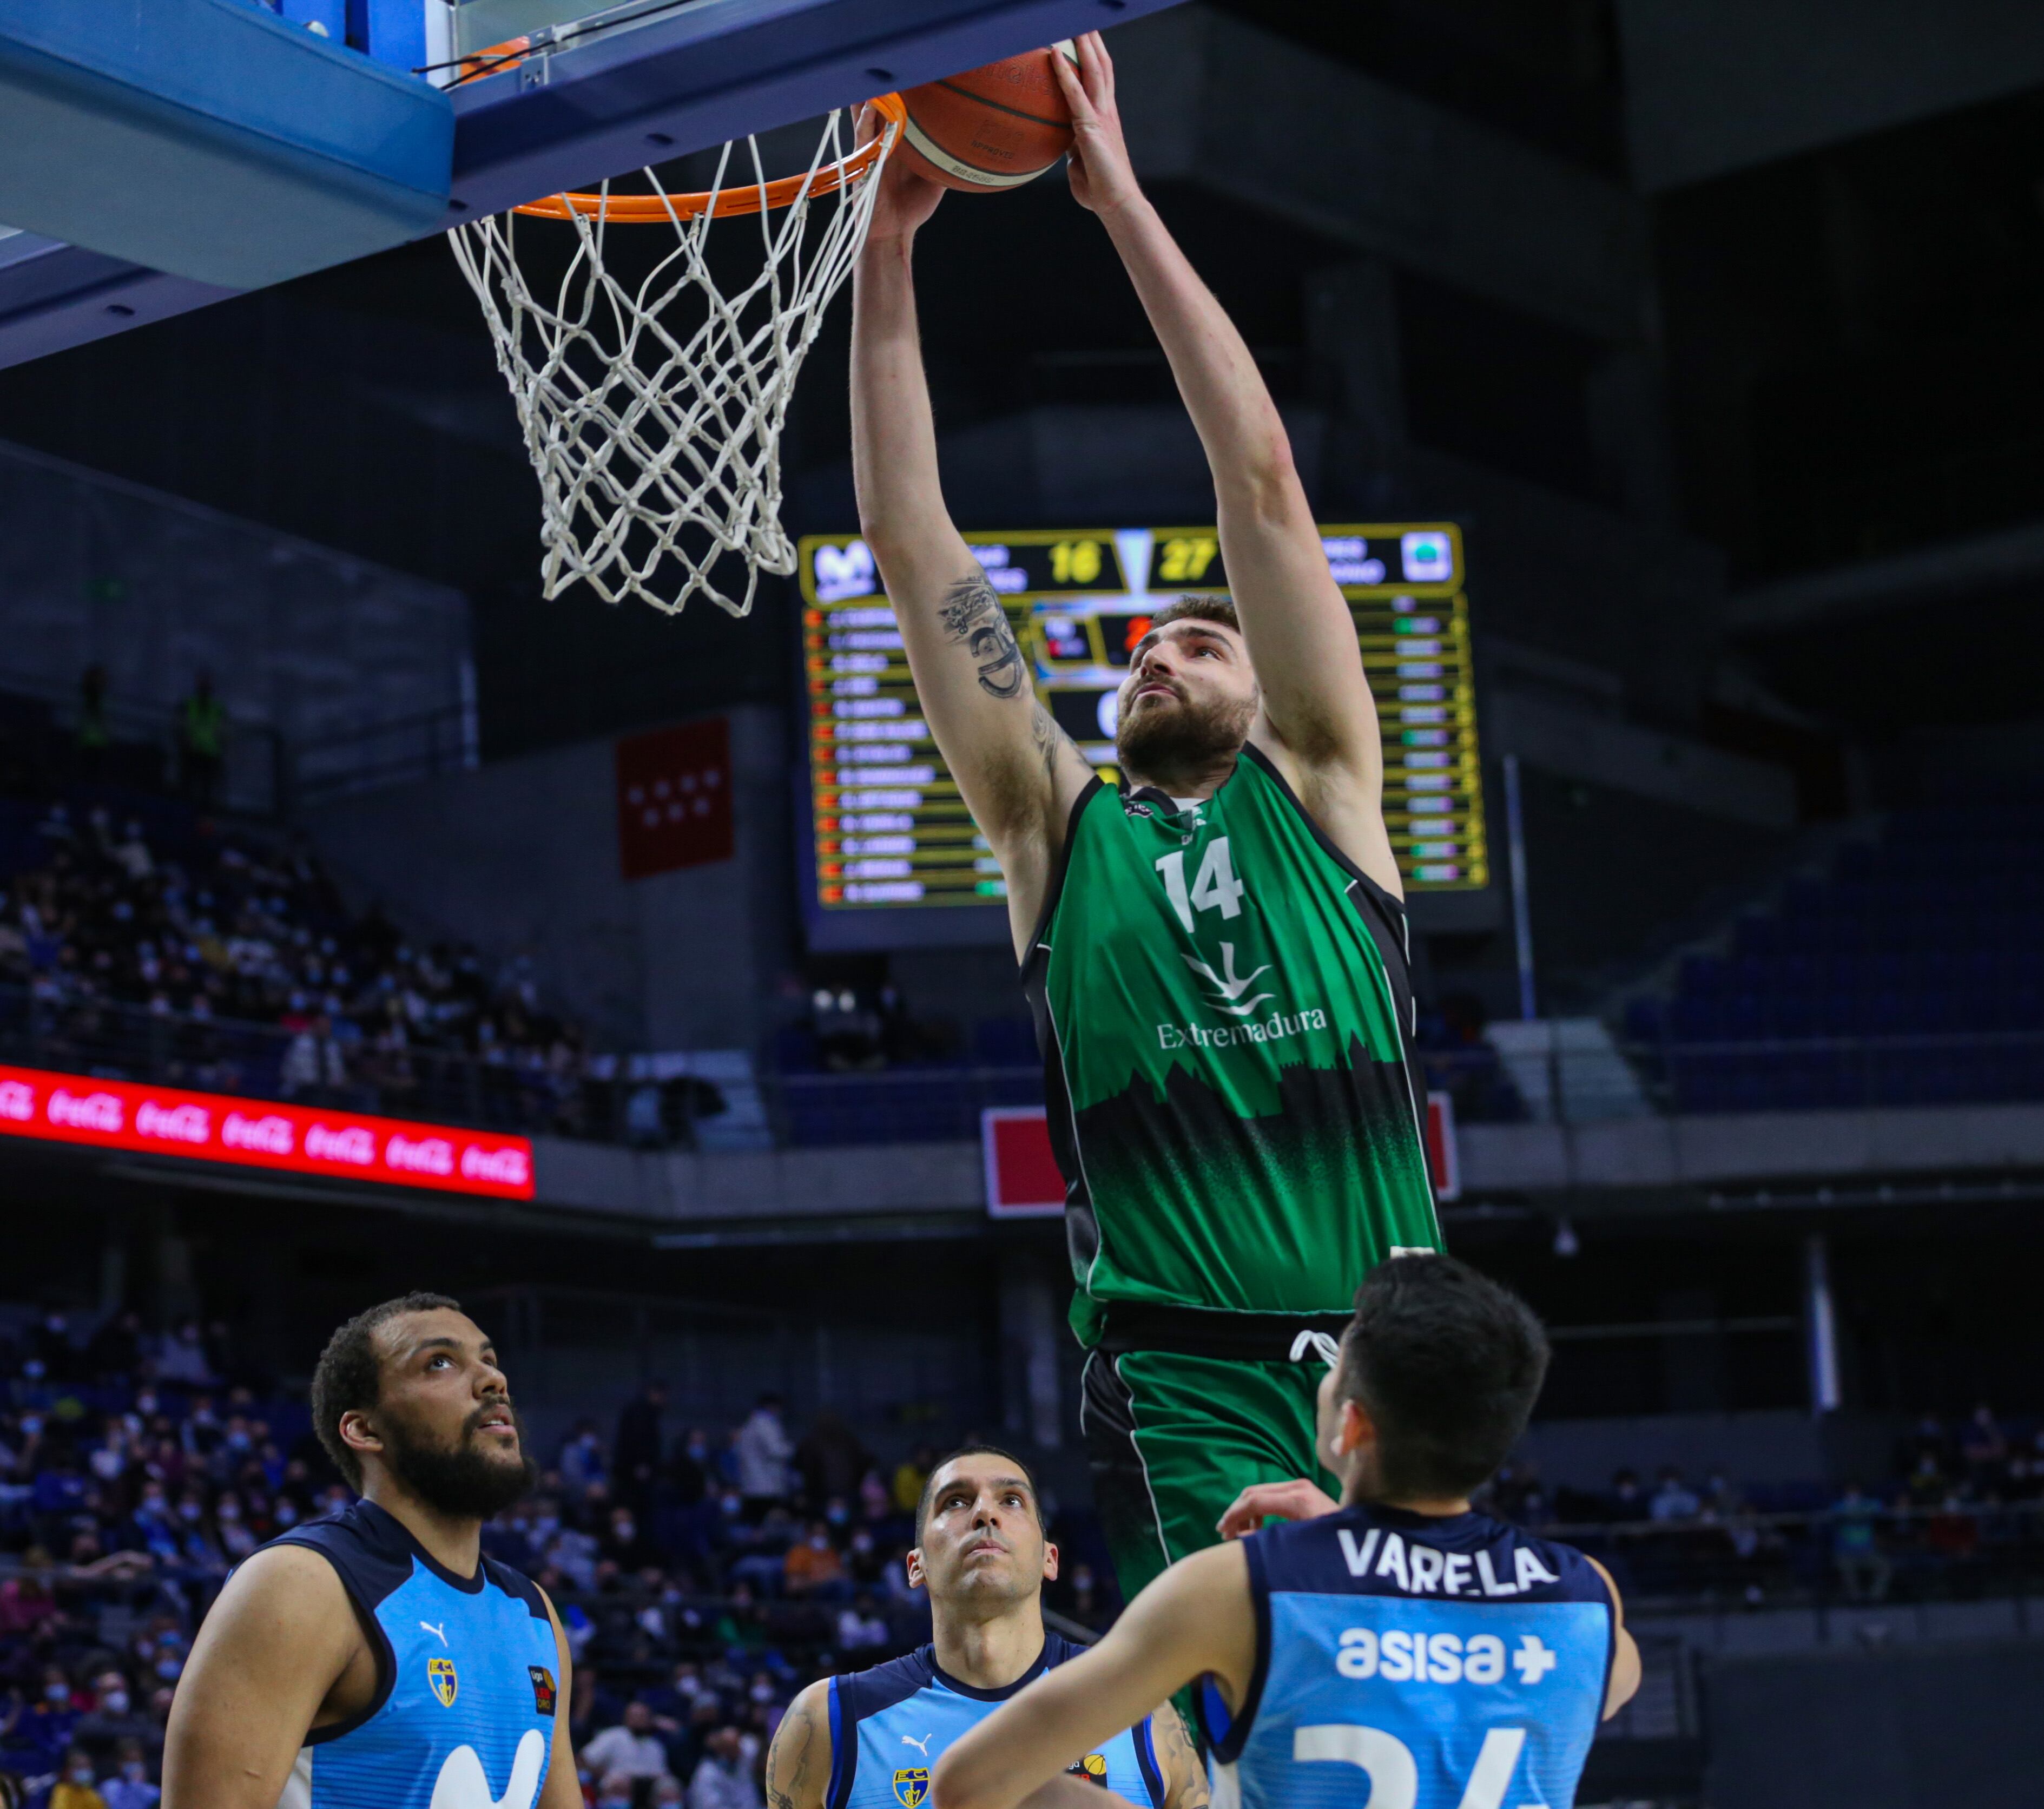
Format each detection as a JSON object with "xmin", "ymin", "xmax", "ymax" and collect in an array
[
  {"xmin": 1705, "ymin": 1639, "xmax": 2044, "ymax": 1809},
  {"xmin": 0, "ymin": 436, "xmax": 470, "ymax": 800},
  {"xmin": 306, "ymin": 706, "xmax": 789, "ymax": 1051},
  {"xmin": 1618, "ymin": 0, "xmax": 2044, "ymax": 192}
]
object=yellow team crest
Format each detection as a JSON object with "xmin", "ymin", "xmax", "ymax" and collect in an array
[
  {"xmin": 1067, "ymin": 1755, "xmax": 1109, "ymax": 1788},
  {"xmin": 428, "ymin": 1655, "xmax": 458, "ymax": 1708},
  {"xmin": 893, "ymin": 1769, "xmax": 929, "ymax": 1808}
]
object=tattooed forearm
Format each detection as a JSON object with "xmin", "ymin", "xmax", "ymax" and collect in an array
[{"xmin": 938, "ymin": 574, "xmax": 1027, "ymax": 699}]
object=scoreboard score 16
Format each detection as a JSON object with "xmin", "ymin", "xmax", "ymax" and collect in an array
[{"xmin": 800, "ymin": 524, "xmax": 1485, "ymax": 938}]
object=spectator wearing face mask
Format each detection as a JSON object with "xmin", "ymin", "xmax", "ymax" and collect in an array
[
  {"xmin": 22, "ymin": 1665, "xmax": 81, "ymax": 1772},
  {"xmin": 49, "ymin": 1744, "xmax": 107, "ymax": 1809},
  {"xmin": 100, "ymin": 1741, "xmax": 158, "ymax": 1809},
  {"xmin": 594, "ymin": 1771, "xmax": 636, "ymax": 1809},
  {"xmin": 75, "ymin": 1670, "xmax": 154, "ymax": 1764},
  {"xmin": 581, "ymin": 1699, "xmax": 671, "ymax": 1785},
  {"xmin": 781, "ymin": 1522, "xmax": 847, "ymax": 1601},
  {"xmin": 688, "ymin": 1728, "xmax": 760, "ymax": 1809}
]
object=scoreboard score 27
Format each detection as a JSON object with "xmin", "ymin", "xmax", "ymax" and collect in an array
[{"xmin": 799, "ymin": 524, "xmax": 1486, "ymax": 948}]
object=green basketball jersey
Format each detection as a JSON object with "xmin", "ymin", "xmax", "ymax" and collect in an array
[{"xmin": 1023, "ymin": 747, "xmax": 1442, "ymax": 1344}]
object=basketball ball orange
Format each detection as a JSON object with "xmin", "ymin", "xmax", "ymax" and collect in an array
[{"xmin": 895, "ymin": 42, "xmax": 1080, "ymax": 193}]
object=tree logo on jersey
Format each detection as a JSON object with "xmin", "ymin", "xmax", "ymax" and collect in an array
[
  {"xmin": 893, "ymin": 1768, "xmax": 930, "ymax": 1807},
  {"xmin": 1182, "ymin": 944, "xmax": 1274, "ymax": 1016},
  {"xmin": 528, "ymin": 1666, "xmax": 556, "ymax": 1716},
  {"xmin": 428, "ymin": 1655, "xmax": 458, "ymax": 1708},
  {"xmin": 1065, "ymin": 1755, "xmax": 1110, "ymax": 1787}
]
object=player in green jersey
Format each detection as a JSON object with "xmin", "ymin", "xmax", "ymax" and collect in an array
[{"xmin": 850, "ymin": 33, "xmax": 1442, "ymax": 1611}]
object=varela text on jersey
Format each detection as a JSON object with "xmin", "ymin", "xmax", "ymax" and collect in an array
[{"xmin": 1337, "ymin": 1524, "xmax": 1560, "ymax": 1597}]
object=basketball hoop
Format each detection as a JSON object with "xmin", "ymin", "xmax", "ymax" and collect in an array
[{"xmin": 449, "ymin": 93, "xmax": 906, "ymax": 619}]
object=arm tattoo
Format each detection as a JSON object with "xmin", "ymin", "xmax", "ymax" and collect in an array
[
  {"xmin": 767, "ymin": 1694, "xmax": 819, "ymax": 1809},
  {"xmin": 1157, "ymin": 1705, "xmax": 1211, "ymax": 1809},
  {"xmin": 938, "ymin": 575, "xmax": 1027, "ymax": 700},
  {"xmin": 1030, "ymin": 703, "xmax": 1078, "ymax": 779}
]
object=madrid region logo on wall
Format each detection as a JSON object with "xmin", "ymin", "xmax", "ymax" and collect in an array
[
  {"xmin": 428, "ymin": 1656, "xmax": 458, "ymax": 1708},
  {"xmin": 893, "ymin": 1769, "xmax": 929, "ymax": 1808}
]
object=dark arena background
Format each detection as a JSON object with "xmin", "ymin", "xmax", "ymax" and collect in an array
[{"xmin": 3, "ymin": 3, "xmax": 2044, "ymax": 1807}]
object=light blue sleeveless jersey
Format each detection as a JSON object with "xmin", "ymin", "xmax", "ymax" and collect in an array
[
  {"xmin": 1200, "ymin": 1505, "xmax": 1613, "ymax": 1809},
  {"xmin": 828, "ymin": 1636, "xmax": 1162, "ymax": 1809},
  {"xmin": 269, "ymin": 1499, "xmax": 559, "ymax": 1809}
]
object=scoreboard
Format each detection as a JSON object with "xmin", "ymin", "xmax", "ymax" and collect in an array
[{"xmin": 799, "ymin": 524, "xmax": 1486, "ymax": 949}]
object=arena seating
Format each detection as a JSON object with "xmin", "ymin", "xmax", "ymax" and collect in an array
[{"xmin": 1625, "ymin": 799, "xmax": 2044, "ymax": 1113}]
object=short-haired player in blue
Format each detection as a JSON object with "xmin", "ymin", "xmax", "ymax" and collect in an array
[
  {"xmin": 932, "ymin": 1258, "xmax": 1642, "ymax": 1809},
  {"xmin": 766, "ymin": 1446, "xmax": 1204, "ymax": 1809},
  {"xmin": 161, "ymin": 1292, "xmax": 580, "ymax": 1809}
]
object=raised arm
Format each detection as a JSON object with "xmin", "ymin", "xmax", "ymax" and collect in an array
[
  {"xmin": 161, "ymin": 1545, "xmax": 366, "ymax": 1809},
  {"xmin": 1054, "ymin": 35, "xmax": 1399, "ymax": 894},
  {"xmin": 932, "ymin": 1543, "xmax": 1255, "ymax": 1809},
  {"xmin": 850, "ymin": 153, "xmax": 1094, "ymax": 951}
]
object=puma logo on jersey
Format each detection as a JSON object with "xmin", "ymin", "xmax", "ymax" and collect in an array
[
  {"xmin": 1183, "ymin": 944, "xmax": 1275, "ymax": 1016},
  {"xmin": 428, "ymin": 1729, "xmax": 546, "ymax": 1809},
  {"xmin": 420, "ymin": 1621, "xmax": 449, "ymax": 1645},
  {"xmin": 901, "ymin": 1734, "xmax": 933, "ymax": 1757}
]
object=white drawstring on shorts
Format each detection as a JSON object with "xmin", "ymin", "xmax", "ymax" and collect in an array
[{"xmin": 1289, "ymin": 1330, "xmax": 1342, "ymax": 1367}]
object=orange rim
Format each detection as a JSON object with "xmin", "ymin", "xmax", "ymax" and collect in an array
[{"xmin": 509, "ymin": 93, "xmax": 907, "ymax": 222}]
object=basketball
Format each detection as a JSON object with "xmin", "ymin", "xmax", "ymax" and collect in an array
[{"xmin": 895, "ymin": 41, "xmax": 1080, "ymax": 192}]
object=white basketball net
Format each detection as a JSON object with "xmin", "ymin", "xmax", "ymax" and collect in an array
[{"xmin": 450, "ymin": 107, "xmax": 898, "ymax": 618}]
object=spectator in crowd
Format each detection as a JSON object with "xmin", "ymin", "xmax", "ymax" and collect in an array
[
  {"xmin": 782, "ymin": 1522, "xmax": 847, "ymax": 1600},
  {"xmin": 582, "ymin": 1699, "xmax": 671, "ymax": 1787},
  {"xmin": 1607, "ymin": 1469, "xmax": 1649, "ymax": 1522},
  {"xmin": 99, "ymin": 1740, "xmax": 157, "ymax": 1809},
  {"xmin": 616, "ymin": 1381, "xmax": 668, "ymax": 1512},
  {"xmin": 793, "ymin": 1411, "xmax": 870, "ymax": 1518},
  {"xmin": 1831, "ymin": 1484, "xmax": 1890, "ymax": 1601},
  {"xmin": 177, "ymin": 674, "xmax": 226, "ymax": 810},
  {"xmin": 49, "ymin": 1745, "xmax": 106, "ymax": 1809},
  {"xmin": 594, "ymin": 1769, "xmax": 636, "ymax": 1809},
  {"xmin": 1650, "ymin": 1467, "xmax": 1700, "ymax": 1522},
  {"xmin": 837, "ymin": 1595, "xmax": 889, "ymax": 1652},
  {"xmin": 736, "ymin": 1396, "xmax": 793, "ymax": 1522},
  {"xmin": 688, "ymin": 1727, "xmax": 761, "ymax": 1809},
  {"xmin": 1962, "ymin": 1405, "xmax": 2008, "ymax": 1488},
  {"xmin": 891, "ymin": 1444, "xmax": 935, "ymax": 1517}
]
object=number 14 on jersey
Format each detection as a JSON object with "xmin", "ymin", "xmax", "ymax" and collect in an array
[{"xmin": 1155, "ymin": 837, "xmax": 1247, "ymax": 933}]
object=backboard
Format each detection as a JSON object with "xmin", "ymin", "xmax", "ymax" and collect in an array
[{"xmin": 0, "ymin": 0, "xmax": 1184, "ymax": 370}]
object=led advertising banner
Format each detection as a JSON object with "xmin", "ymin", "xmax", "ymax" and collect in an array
[
  {"xmin": 799, "ymin": 524, "xmax": 1485, "ymax": 948},
  {"xmin": 0, "ymin": 1063, "xmax": 536, "ymax": 1200}
]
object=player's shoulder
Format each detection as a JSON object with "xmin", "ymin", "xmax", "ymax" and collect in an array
[
  {"xmin": 829, "ymin": 1644, "xmax": 938, "ymax": 1728},
  {"xmin": 478, "ymin": 1550, "xmax": 552, "ymax": 1621},
  {"xmin": 261, "ymin": 1497, "xmax": 413, "ymax": 1608},
  {"xmin": 1253, "ymin": 1503, "xmax": 1608, "ymax": 1607}
]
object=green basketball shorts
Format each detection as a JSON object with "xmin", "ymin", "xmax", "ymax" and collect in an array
[{"xmin": 1078, "ymin": 1305, "xmax": 1351, "ymax": 1608}]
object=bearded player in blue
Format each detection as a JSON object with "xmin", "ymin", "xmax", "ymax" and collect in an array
[
  {"xmin": 766, "ymin": 1446, "xmax": 1204, "ymax": 1809},
  {"xmin": 934, "ymin": 1258, "xmax": 1643, "ymax": 1809},
  {"xmin": 161, "ymin": 1292, "xmax": 578, "ymax": 1809}
]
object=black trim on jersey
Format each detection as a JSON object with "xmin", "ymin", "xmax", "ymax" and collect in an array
[
  {"xmin": 1132, "ymin": 1715, "xmax": 1164, "ymax": 1809},
  {"xmin": 1017, "ymin": 776, "xmax": 1105, "ymax": 982},
  {"xmin": 1237, "ymin": 744, "xmax": 1433, "ymax": 1201},
  {"xmin": 827, "ymin": 1637, "xmax": 1100, "ymax": 1809},
  {"xmin": 1096, "ymin": 1303, "xmax": 1353, "ymax": 1362},
  {"xmin": 827, "ymin": 1648, "xmax": 934, "ymax": 1809},
  {"xmin": 1197, "ymin": 1535, "xmax": 1271, "ymax": 1767},
  {"xmin": 267, "ymin": 1499, "xmax": 551, "ymax": 1746}
]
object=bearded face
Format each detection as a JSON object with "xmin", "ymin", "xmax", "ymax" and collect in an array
[
  {"xmin": 378, "ymin": 1397, "xmax": 537, "ymax": 1519},
  {"xmin": 1115, "ymin": 667, "xmax": 1257, "ymax": 777}
]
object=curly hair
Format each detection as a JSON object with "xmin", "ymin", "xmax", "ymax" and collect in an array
[{"xmin": 310, "ymin": 1292, "xmax": 462, "ymax": 1491}]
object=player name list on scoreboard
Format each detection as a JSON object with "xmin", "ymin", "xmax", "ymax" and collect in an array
[{"xmin": 800, "ymin": 525, "xmax": 1486, "ymax": 916}]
